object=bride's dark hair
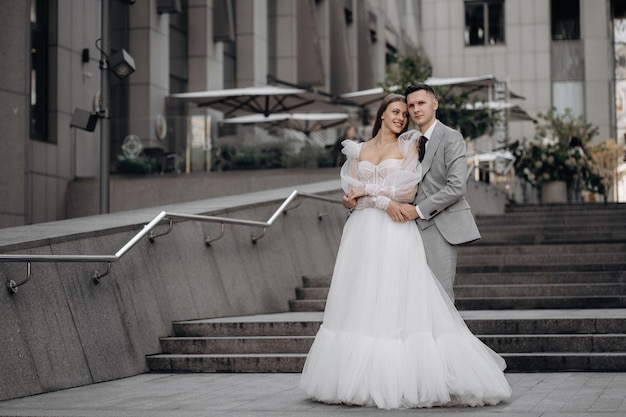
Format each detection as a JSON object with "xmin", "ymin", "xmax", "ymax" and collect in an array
[{"xmin": 371, "ymin": 94, "xmax": 407, "ymax": 138}]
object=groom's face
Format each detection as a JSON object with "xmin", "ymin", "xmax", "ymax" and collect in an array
[{"xmin": 406, "ymin": 89, "xmax": 438, "ymax": 131}]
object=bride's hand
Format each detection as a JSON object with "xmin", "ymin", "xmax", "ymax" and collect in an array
[
  {"xmin": 346, "ymin": 186, "xmax": 366, "ymax": 201},
  {"xmin": 386, "ymin": 201, "xmax": 407, "ymax": 222}
]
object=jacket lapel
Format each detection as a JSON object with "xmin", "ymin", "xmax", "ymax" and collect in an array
[{"xmin": 420, "ymin": 122, "xmax": 443, "ymax": 176}]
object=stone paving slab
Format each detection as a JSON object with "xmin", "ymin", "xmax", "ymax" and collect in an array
[{"xmin": 0, "ymin": 372, "xmax": 625, "ymax": 416}]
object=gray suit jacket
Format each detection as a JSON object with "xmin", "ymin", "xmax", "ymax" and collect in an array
[{"xmin": 403, "ymin": 123, "xmax": 481, "ymax": 245}]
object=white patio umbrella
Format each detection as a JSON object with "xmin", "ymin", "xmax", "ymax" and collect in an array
[
  {"xmin": 337, "ymin": 75, "xmax": 525, "ymax": 108},
  {"xmin": 221, "ymin": 112, "xmax": 349, "ymax": 147},
  {"xmin": 222, "ymin": 112, "xmax": 349, "ymax": 133},
  {"xmin": 425, "ymin": 74, "xmax": 525, "ymax": 100},
  {"xmin": 169, "ymin": 85, "xmax": 343, "ymax": 117},
  {"xmin": 464, "ymin": 101, "xmax": 536, "ymax": 123},
  {"xmin": 337, "ymin": 87, "xmax": 388, "ymax": 108}
]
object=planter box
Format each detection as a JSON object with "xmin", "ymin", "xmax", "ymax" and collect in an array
[{"xmin": 541, "ymin": 181, "xmax": 567, "ymax": 204}]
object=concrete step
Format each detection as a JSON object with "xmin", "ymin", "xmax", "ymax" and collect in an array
[
  {"xmin": 172, "ymin": 317, "xmax": 321, "ymax": 337},
  {"xmin": 455, "ymin": 283, "xmax": 626, "ymax": 298},
  {"xmin": 477, "ymin": 221, "xmax": 626, "ymax": 233},
  {"xmin": 501, "ymin": 352, "xmax": 626, "ymax": 372},
  {"xmin": 156, "ymin": 334, "xmax": 626, "ymax": 357},
  {"xmin": 455, "ymin": 295, "xmax": 626, "ymax": 310},
  {"xmin": 476, "ymin": 219, "xmax": 626, "ymax": 229},
  {"xmin": 479, "ymin": 212, "xmax": 626, "ymax": 221},
  {"xmin": 302, "ymin": 275, "xmax": 331, "ymax": 288},
  {"xmin": 302, "ymin": 272, "xmax": 626, "ymax": 287},
  {"xmin": 160, "ymin": 335, "xmax": 314, "ymax": 354},
  {"xmin": 458, "ymin": 243, "xmax": 626, "ymax": 256},
  {"xmin": 479, "ymin": 334, "xmax": 626, "ymax": 353},
  {"xmin": 457, "ymin": 253, "xmax": 625, "ymax": 266},
  {"xmin": 295, "ymin": 283, "xmax": 626, "ymax": 300},
  {"xmin": 290, "ymin": 296, "xmax": 626, "ymax": 311},
  {"xmin": 456, "ymin": 271, "xmax": 626, "ymax": 285},
  {"xmin": 457, "ymin": 262, "xmax": 625, "ymax": 274},
  {"xmin": 295, "ymin": 287, "xmax": 328, "ymax": 300},
  {"xmin": 147, "ymin": 351, "xmax": 626, "ymax": 373},
  {"xmin": 475, "ymin": 231, "xmax": 626, "ymax": 245},
  {"xmin": 504, "ymin": 203, "xmax": 626, "ymax": 213},
  {"xmin": 288, "ymin": 299, "xmax": 326, "ymax": 312},
  {"xmin": 171, "ymin": 313, "xmax": 626, "ymax": 336},
  {"xmin": 147, "ymin": 353, "xmax": 306, "ymax": 373}
]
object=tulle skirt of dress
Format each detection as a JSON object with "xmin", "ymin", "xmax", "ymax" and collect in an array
[{"xmin": 299, "ymin": 208, "xmax": 512, "ymax": 410}]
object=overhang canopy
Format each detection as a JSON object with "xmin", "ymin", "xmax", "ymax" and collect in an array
[{"xmin": 169, "ymin": 85, "xmax": 342, "ymax": 117}]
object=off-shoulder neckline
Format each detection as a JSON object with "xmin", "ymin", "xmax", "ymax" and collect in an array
[{"xmin": 358, "ymin": 158, "xmax": 403, "ymax": 167}]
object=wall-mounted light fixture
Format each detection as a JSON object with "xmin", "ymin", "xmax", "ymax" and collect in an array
[
  {"xmin": 96, "ymin": 39, "xmax": 136, "ymax": 80},
  {"xmin": 72, "ymin": 41, "xmax": 136, "ymax": 131},
  {"xmin": 108, "ymin": 49, "xmax": 136, "ymax": 80},
  {"xmin": 70, "ymin": 108, "xmax": 100, "ymax": 132},
  {"xmin": 81, "ymin": 48, "xmax": 90, "ymax": 64}
]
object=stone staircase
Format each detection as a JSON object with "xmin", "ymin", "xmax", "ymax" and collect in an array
[{"xmin": 147, "ymin": 203, "xmax": 626, "ymax": 373}]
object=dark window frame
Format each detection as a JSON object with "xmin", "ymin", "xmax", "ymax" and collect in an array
[
  {"xmin": 464, "ymin": 0, "xmax": 505, "ymax": 47},
  {"xmin": 222, "ymin": 0, "xmax": 237, "ymax": 89},
  {"xmin": 30, "ymin": 0, "xmax": 49, "ymax": 142},
  {"xmin": 169, "ymin": 0, "xmax": 189, "ymax": 91},
  {"xmin": 551, "ymin": 0, "xmax": 580, "ymax": 41}
]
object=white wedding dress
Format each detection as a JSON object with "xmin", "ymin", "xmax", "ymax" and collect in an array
[{"xmin": 299, "ymin": 137, "xmax": 512, "ymax": 409}]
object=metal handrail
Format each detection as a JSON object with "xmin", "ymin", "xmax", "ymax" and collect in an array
[{"xmin": 0, "ymin": 190, "xmax": 343, "ymax": 294}]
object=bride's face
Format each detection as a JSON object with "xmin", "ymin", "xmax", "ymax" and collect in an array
[{"xmin": 382, "ymin": 101, "xmax": 408, "ymax": 134}]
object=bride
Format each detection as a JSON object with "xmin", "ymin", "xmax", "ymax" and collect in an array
[{"xmin": 299, "ymin": 94, "xmax": 512, "ymax": 409}]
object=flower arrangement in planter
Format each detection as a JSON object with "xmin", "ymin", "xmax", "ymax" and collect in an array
[
  {"xmin": 514, "ymin": 140, "xmax": 589, "ymax": 187},
  {"xmin": 513, "ymin": 108, "xmax": 599, "ymax": 191}
]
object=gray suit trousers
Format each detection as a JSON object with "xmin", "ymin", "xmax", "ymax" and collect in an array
[{"xmin": 418, "ymin": 223, "xmax": 458, "ymax": 302}]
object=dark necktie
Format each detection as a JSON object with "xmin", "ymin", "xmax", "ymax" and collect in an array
[{"xmin": 418, "ymin": 135, "xmax": 428, "ymax": 162}]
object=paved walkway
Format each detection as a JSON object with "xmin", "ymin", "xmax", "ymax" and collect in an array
[{"xmin": 0, "ymin": 372, "xmax": 625, "ymax": 416}]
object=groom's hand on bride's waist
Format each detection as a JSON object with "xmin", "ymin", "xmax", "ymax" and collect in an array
[{"xmin": 398, "ymin": 203, "xmax": 419, "ymax": 221}]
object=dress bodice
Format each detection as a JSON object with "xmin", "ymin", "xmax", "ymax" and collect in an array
[
  {"xmin": 358, "ymin": 159, "xmax": 403, "ymax": 186},
  {"xmin": 341, "ymin": 139, "xmax": 421, "ymax": 209}
]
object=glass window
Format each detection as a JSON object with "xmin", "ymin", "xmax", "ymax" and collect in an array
[
  {"xmin": 551, "ymin": 0, "xmax": 580, "ymax": 40},
  {"xmin": 30, "ymin": 0, "xmax": 49, "ymax": 142},
  {"xmin": 464, "ymin": 0, "xmax": 505, "ymax": 46},
  {"xmin": 553, "ymin": 81, "xmax": 584, "ymax": 118},
  {"xmin": 615, "ymin": 0, "xmax": 626, "ymax": 19},
  {"xmin": 169, "ymin": 0, "xmax": 188, "ymax": 92}
]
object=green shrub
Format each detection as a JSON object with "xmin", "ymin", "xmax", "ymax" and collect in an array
[
  {"xmin": 116, "ymin": 155, "xmax": 157, "ymax": 174},
  {"xmin": 212, "ymin": 141, "xmax": 333, "ymax": 170}
]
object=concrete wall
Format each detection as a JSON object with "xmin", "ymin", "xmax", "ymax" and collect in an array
[
  {"xmin": 0, "ymin": 2, "xmax": 29, "ymax": 227},
  {"xmin": 0, "ymin": 181, "xmax": 345, "ymax": 401}
]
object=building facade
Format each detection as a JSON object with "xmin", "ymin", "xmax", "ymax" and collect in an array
[{"xmin": 0, "ymin": 0, "xmax": 623, "ymax": 228}]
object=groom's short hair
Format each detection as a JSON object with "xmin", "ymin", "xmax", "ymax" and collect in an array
[{"xmin": 405, "ymin": 83, "xmax": 436, "ymax": 98}]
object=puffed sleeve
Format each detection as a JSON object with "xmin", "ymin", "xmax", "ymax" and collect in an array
[
  {"xmin": 340, "ymin": 140, "xmax": 363, "ymax": 194},
  {"xmin": 360, "ymin": 135, "xmax": 422, "ymax": 205},
  {"xmin": 340, "ymin": 140, "xmax": 392, "ymax": 210}
]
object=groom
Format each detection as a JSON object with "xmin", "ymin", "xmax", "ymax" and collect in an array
[{"xmin": 396, "ymin": 83, "xmax": 481, "ymax": 301}]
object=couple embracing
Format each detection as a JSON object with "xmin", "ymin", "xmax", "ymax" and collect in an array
[{"xmin": 299, "ymin": 83, "xmax": 512, "ymax": 409}]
